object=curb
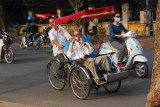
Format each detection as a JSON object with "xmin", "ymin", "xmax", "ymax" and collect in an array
[{"xmin": 0, "ymin": 101, "xmax": 36, "ymax": 107}]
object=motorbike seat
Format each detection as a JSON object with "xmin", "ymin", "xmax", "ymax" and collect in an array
[{"xmin": 100, "ymin": 42, "xmax": 119, "ymax": 51}]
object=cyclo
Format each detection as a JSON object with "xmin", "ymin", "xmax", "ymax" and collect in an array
[{"xmin": 47, "ymin": 6, "xmax": 128, "ymax": 100}]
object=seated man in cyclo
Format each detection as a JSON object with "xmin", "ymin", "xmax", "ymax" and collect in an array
[{"xmin": 65, "ymin": 30, "xmax": 111, "ymax": 85}]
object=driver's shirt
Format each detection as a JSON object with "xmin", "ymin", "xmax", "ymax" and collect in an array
[
  {"xmin": 48, "ymin": 27, "xmax": 71, "ymax": 56},
  {"xmin": 66, "ymin": 41, "xmax": 94, "ymax": 60}
]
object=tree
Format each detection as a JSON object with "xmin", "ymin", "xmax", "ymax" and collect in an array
[{"xmin": 146, "ymin": 0, "xmax": 160, "ymax": 106}]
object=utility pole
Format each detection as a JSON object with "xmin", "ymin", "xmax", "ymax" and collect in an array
[{"xmin": 146, "ymin": 0, "xmax": 154, "ymax": 36}]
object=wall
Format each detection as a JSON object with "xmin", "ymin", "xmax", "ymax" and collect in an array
[{"xmin": 21, "ymin": 21, "xmax": 156, "ymax": 36}]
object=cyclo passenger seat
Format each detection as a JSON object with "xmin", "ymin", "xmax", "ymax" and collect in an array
[{"xmin": 64, "ymin": 37, "xmax": 112, "ymax": 67}]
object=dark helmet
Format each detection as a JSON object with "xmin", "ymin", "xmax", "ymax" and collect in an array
[{"xmin": 27, "ymin": 16, "xmax": 32, "ymax": 21}]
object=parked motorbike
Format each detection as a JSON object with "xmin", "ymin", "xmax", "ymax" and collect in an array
[
  {"xmin": 20, "ymin": 32, "xmax": 42, "ymax": 50},
  {"xmin": 99, "ymin": 31, "xmax": 148, "ymax": 78},
  {"xmin": 0, "ymin": 33, "xmax": 14, "ymax": 64}
]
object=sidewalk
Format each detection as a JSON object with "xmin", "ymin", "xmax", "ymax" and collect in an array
[
  {"xmin": 91, "ymin": 35, "xmax": 155, "ymax": 49},
  {"xmin": 0, "ymin": 101, "xmax": 36, "ymax": 107},
  {"xmin": 11, "ymin": 36, "xmax": 155, "ymax": 49},
  {"xmin": 137, "ymin": 36, "xmax": 154, "ymax": 49}
]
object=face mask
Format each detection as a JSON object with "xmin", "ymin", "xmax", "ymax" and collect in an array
[{"xmin": 115, "ymin": 17, "xmax": 121, "ymax": 22}]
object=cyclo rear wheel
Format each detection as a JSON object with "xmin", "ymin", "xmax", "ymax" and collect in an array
[
  {"xmin": 103, "ymin": 80, "xmax": 121, "ymax": 93},
  {"xmin": 103, "ymin": 62, "xmax": 121, "ymax": 93},
  {"xmin": 47, "ymin": 60, "xmax": 65, "ymax": 90},
  {"xmin": 70, "ymin": 67, "xmax": 91, "ymax": 100}
]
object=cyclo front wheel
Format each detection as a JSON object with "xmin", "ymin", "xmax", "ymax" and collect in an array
[
  {"xmin": 47, "ymin": 60, "xmax": 65, "ymax": 90},
  {"xmin": 70, "ymin": 67, "xmax": 91, "ymax": 100}
]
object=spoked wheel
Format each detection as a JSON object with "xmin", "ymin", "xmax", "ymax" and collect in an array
[
  {"xmin": 134, "ymin": 62, "xmax": 148, "ymax": 78},
  {"xmin": 70, "ymin": 67, "xmax": 91, "ymax": 100},
  {"xmin": 47, "ymin": 60, "xmax": 66, "ymax": 90},
  {"xmin": 103, "ymin": 80, "xmax": 121, "ymax": 93},
  {"xmin": 4, "ymin": 48, "xmax": 15, "ymax": 64}
]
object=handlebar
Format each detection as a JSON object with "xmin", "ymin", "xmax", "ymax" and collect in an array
[{"xmin": 95, "ymin": 52, "xmax": 115, "ymax": 57}]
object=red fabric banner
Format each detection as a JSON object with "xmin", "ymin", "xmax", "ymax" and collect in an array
[
  {"xmin": 55, "ymin": 6, "xmax": 114, "ymax": 25},
  {"xmin": 36, "ymin": 14, "xmax": 58, "ymax": 19}
]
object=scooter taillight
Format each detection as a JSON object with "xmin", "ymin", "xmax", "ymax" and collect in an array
[{"xmin": 117, "ymin": 63, "xmax": 125, "ymax": 66}]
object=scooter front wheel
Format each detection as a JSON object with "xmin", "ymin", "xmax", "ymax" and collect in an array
[
  {"xmin": 134, "ymin": 62, "xmax": 148, "ymax": 78},
  {"xmin": 5, "ymin": 48, "xmax": 15, "ymax": 64}
]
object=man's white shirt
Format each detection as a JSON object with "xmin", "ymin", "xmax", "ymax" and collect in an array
[
  {"xmin": 48, "ymin": 27, "xmax": 71, "ymax": 56},
  {"xmin": 66, "ymin": 41, "xmax": 94, "ymax": 60}
]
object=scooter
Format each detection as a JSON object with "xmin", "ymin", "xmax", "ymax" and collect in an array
[
  {"xmin": 99, "ymin": 31, "xmax": 148, "ymax": 78},
  {"xmin": 20, "ymin": 32, "xmax": 42, "ymax": 50},
  {"xmin": 0, "ymin": 33, "xmax": 14, "ymax": 64}
]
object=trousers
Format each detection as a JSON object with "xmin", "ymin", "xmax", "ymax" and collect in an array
[
  {"xmin": 111, "ymin": 40, "xmax": 125, "ymax": 62},
  {"xmin": 83, "ymin": 56, "xmax": 110, "ymax": 80}
]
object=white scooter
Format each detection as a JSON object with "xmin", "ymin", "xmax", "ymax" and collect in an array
[
  {"xmin": 99, "ymin": 31, "xmax": 148, "ymax": 78},
  {"xmin": 0, "ymin": 33, "xmax": 14, "ymax": 64}
]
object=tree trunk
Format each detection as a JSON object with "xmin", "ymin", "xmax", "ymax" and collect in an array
[
  {"xmin": 69, "ymin": 0, "xmax": 84, "ymax": 29},
  {"xmin": 146, "ymin": 0, "xmax": 160, "ymax": 107}
]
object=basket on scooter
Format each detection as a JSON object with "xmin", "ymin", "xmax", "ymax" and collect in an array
[{"xmin": 3, "ymin": 37, "xmax": 13, "ymax": 45}]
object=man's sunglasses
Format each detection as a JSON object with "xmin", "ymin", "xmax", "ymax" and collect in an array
[{"xmin": 116, "ymin": 16, "xmax": 121, "ymax": 18}]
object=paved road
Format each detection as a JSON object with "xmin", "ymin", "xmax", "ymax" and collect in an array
[{"xmin": 0, "ymin": 47, "xmax": 154, "ymax": 107}]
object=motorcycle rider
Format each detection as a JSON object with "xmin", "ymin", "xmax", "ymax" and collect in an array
[
  {"xmin": 48, "ymin": 17, "xmax": 73, "ymax": 78},
  {"xmin": 22, "ymin": 16, "xmax": 33, "ymax": 45},
  {"xmin": 27, "ymin": 19, "xmax": 39, "ymax": 43},
  {"xmin": 109, "ymin": 12, "xmax": 128, "ymax": 63}
]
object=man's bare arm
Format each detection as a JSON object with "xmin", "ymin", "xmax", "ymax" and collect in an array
[{"xmin": 52, "ymin": 40, "xmax": 64, "ymax": 49}]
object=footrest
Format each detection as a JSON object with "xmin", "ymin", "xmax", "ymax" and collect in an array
[{"xmin": 106, "ymin": 71, "xmax": 128, "ymax": 84}]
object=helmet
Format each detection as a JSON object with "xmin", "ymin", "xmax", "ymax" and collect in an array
[{"xmin": 27, "ymin": 16, "xmax": 32, "ymax": 21}]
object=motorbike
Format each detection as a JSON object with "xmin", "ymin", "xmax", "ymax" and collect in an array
[
  {"xmin": 41, "ymin": 26, "xmax": 52, "ymax": 47},
  {"xmin": 99, "ymin": 31, "xmax": 148, "ymax": 78},
  {"xmin": 0, "ymin": 33, "xmax": 15, "ymax": 64},
  {"xmin": 20, "ymin": 32, "xmax": 42, "ymax": 50}
]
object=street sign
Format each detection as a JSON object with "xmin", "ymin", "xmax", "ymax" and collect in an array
[{"xmin": 140, "ymin": 10, "xmax": 151, "ymax": 24}]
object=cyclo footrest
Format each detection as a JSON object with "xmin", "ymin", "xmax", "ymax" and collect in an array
[{"xmin": 106, "ymin": 71, "xmax": 128, "ymax": 84}]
